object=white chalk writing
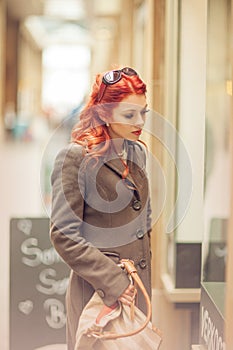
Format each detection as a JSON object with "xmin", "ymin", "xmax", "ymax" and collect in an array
[
  {"xmin": 44, "ymin": 298, "xmax": 66, "ymax": 329},
  {"xmin": 36, "ymin": 268, "xmax": 69, "ymax": 295},
  {"xmin": 21, "ymin": 237, "xmax": 62, "ymax": 266},
  {"xmin": 201, "ymin": 306, "xmax": 226, "ymax": 350}
]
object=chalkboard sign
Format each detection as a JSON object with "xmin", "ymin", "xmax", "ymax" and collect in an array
[{"xmin": 10, "ymin": 218, "xmax": 70, "ymax": 350}]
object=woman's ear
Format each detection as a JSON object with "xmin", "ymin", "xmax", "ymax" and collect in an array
[
  {"xmin": 101, "ymin": 116, "xmax": 110, "ymax": 126},
  {"xmin": 99, "ymin": 116, "xmax": 109, "ymax": 126}
]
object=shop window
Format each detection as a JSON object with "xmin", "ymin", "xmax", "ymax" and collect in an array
[
  {"xmin": 200, "ymin": 0, "xmax": 232, "ymax": 348},
  {"xmin": 203, "ymin": 0, "xmax": 231, "ymax": 284}
]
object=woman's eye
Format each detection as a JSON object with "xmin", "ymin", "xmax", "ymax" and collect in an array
[
  {"xmin": 123, "ymin": 113, "xmax": 134, "ymax": 119},
  {"xmin": 141, "ymin": 109, "xmax": 150, "ymax": 116}
]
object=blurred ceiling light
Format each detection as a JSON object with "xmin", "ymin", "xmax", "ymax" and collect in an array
[
  {"xmin": 24, "ymin": 16, "xmax": 91, "ymax": 48},
  {"xmin": 43, "ymin": 0, "xmax": 86, "ymax": 20}
]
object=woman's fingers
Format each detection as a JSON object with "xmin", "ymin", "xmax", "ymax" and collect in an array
[
  {"xmin": 118, "ymin": 295, "xmax": 134, "ymax": 306},
  {"xmin": 124, "ymin": 284, "xmax": 135, "ymax": 295},
  {"xmin": 118, "ymin": 284, "xmax": 137, "ymax": 306}
]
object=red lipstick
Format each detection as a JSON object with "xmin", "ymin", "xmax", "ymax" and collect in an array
[{"xmin": 132, "ymin": 129, "xmax": 142, "ymax": 136}]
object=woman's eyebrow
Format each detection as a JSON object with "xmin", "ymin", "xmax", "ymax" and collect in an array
[
  {"xmin": 121, "ymin": 104, "xmax": 148, "ymax": 112},
  {"xmin": 121, "ymin": 109, "xmax": 135, "ymax": 112}
]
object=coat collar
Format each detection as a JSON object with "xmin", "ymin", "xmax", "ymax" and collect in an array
[{"xmin": 103, "ymin": 141, "xmax": 140, "ymax": 190}]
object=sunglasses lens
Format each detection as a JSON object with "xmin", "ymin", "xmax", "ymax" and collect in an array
[
  {"xmin": 122, "ymin": 67, "xmax": 138, "ymax": 76},
  {"xmin": 104, "ymin": 70, "xmax": 121, "ymax": 84},
  {"xmin": 103, "ymin": 67, "xmax": 138, "ymax": 85},
  {"xmin": 98, "ymin": 67, "xmax": 138, "ymax": 102}
]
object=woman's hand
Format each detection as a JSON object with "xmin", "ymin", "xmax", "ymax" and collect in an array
[
  {"xmin": 96, "ymin": 302, "xmax": 118, "ymax": 324},
  {"xmin": 95, "ymin": 284, "xmax": 136, "ymax": 324},
  {"xmin": 118, "ymin": 284, "xmax": 137, "ymax": 306}
]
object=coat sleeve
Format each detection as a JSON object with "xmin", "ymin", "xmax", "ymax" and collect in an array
[{"xmin": 50, "ymin": 143, "xmax": 130, "ymax": 307}]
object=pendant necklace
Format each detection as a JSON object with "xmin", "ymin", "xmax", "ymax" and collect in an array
[
  {"xmin": 116, "ymin": 142, "xmax": 127, "ymax": 161},
  {"xmin": 112, "ymin": 141, "xmax": 129, "ymax": 179}
]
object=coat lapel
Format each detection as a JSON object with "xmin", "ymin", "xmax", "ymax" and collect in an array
[
  {"xmin": 103, "ymin": 142, "xmax": 141, "ymax": 190},
  {"xmin": 104, "ymin": 158, "xmax": 137, "ymax": 189}
]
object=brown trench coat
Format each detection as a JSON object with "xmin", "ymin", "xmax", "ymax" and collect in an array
[{"xmin": 50, "ymin": 141, "xmax": 152, "ymax": 350}]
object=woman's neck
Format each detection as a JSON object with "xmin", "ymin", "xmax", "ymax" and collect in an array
[{"xmin": 111, "ymin": 138, "xmax": 125, "ymax": 155}]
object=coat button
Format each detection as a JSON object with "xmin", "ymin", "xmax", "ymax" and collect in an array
[
  {"xmin": 132, "ymin": 199, "xmax": 142, "ymax": 211},
  {"xmin": 136, "ymin": 229, "xmax": 144, "ymax": 239},
  {"xmin": 139, "ymin": 259, "xmax": 147, "ymax": 269},
  {"xmin": 96, "ymin": 289, "xmax": 105, "ymax": 298}
]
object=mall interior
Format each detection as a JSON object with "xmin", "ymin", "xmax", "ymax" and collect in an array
[{"xmin": 0, "ymin": 0, "xmax": 233, "ymax": 349}]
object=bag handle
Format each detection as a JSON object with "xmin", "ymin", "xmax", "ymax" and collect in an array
[{"xmin": 95, "ymin": 259, "xmax": 152, "ymax": 340}]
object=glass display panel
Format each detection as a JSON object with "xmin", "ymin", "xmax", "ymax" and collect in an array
[{"xmin": 203, "ymin": 0, "xmax": 232, "ymax": 284}]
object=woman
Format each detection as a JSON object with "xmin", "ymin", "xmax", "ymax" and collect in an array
[{"xmin": 50, "ymin": 67, "xmax": 152, "ymax": 349}]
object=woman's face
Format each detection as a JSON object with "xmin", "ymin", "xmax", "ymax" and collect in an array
[{"xmin": 107, "ymin": 94, "xmax": 148, "ymax": 141}]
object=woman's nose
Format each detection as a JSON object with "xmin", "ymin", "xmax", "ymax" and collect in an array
[{"xmin": 135, "ymin": 112, "xmax": 145, "ymax": 127}]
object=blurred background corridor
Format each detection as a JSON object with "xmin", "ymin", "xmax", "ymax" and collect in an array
[{"xmin": 0, "ymin": 1, "xmax": 233, "ymax": 349}]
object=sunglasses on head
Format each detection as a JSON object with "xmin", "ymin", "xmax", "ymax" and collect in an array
[{"xmin": 97, "ymin": 67, "xmax": 138, "ymax": 102}]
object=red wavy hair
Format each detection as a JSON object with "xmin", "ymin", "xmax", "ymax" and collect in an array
[{"xmin": 71, "ymin": 69, "xmax": 147, "ymax": 158}]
